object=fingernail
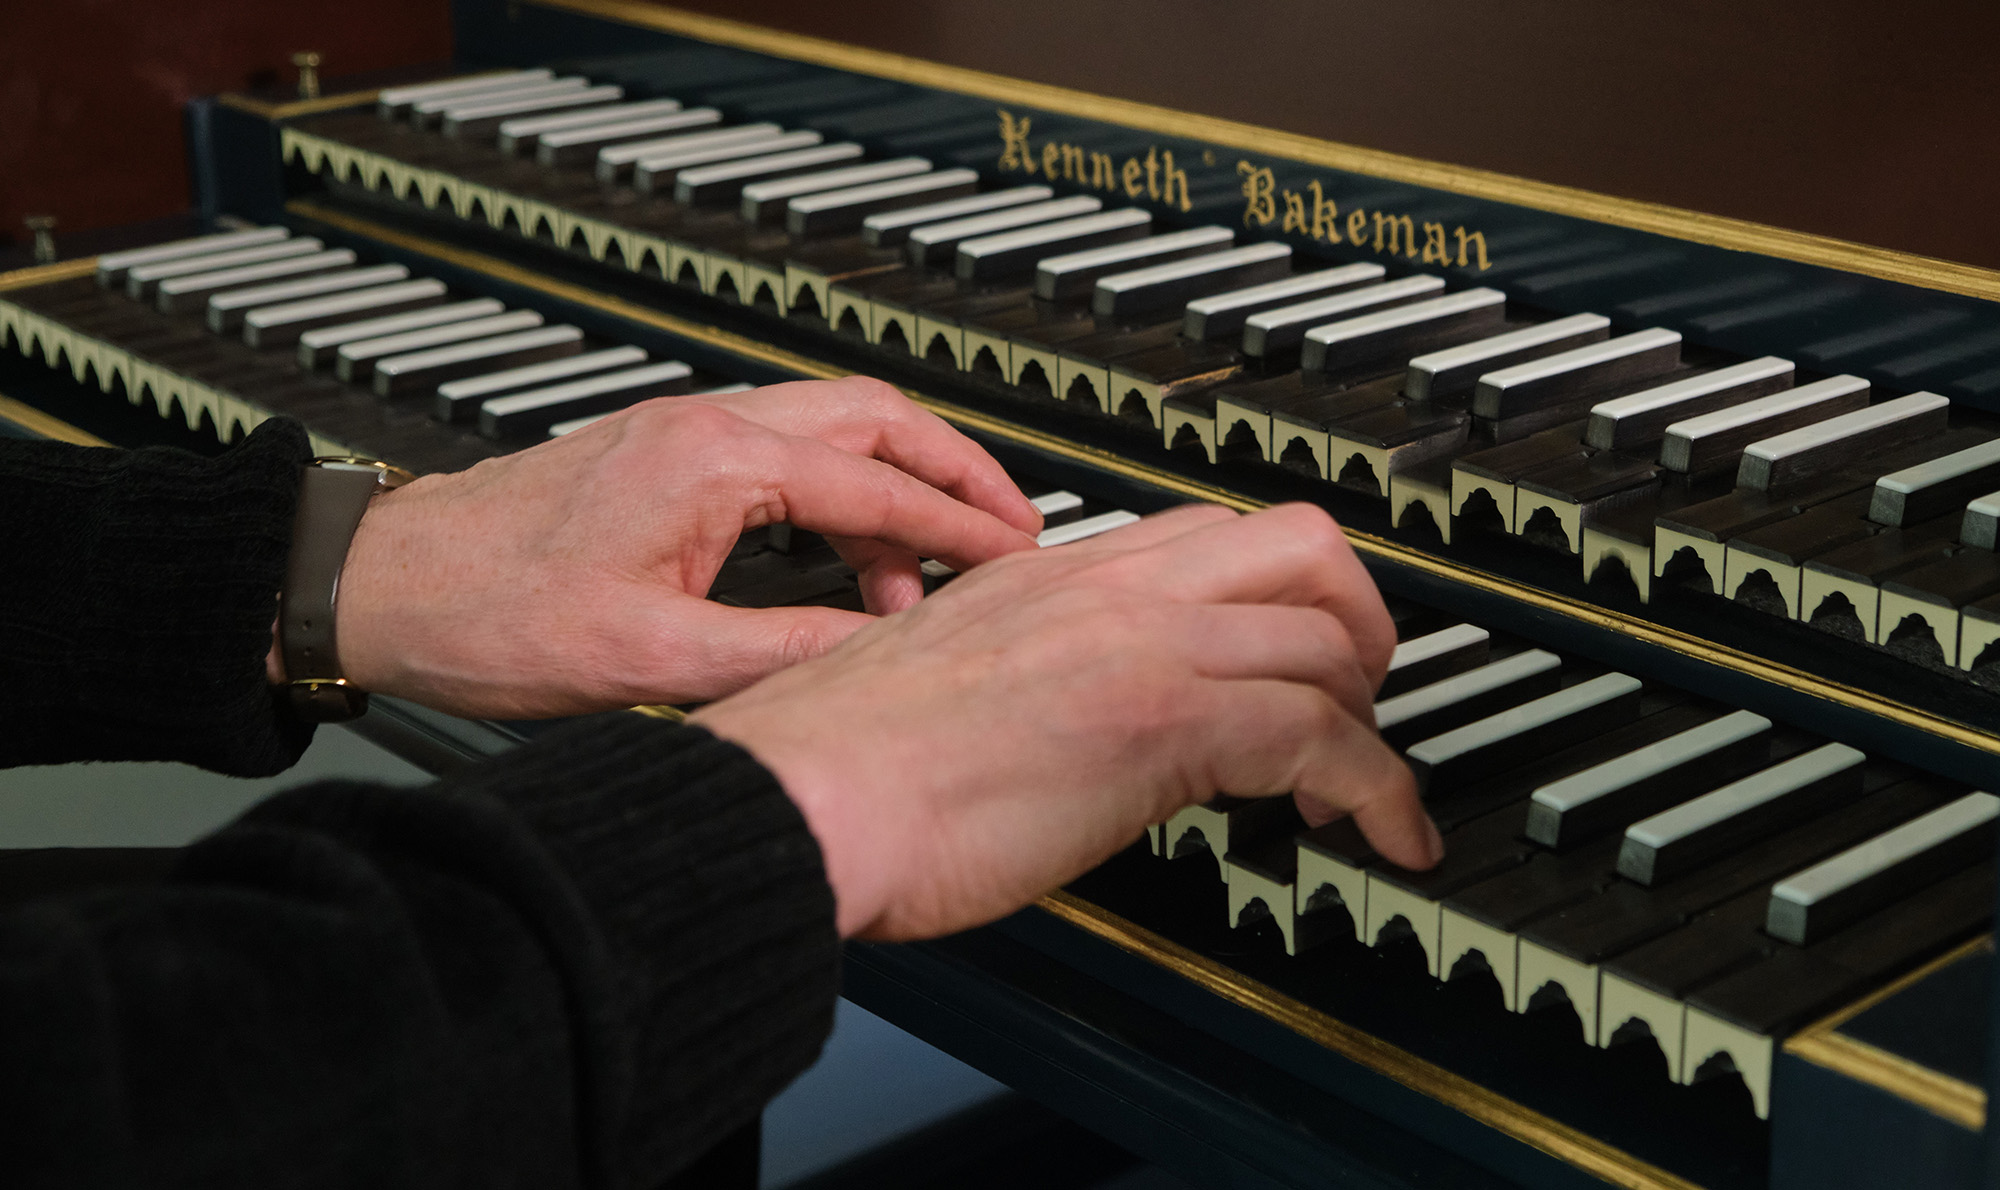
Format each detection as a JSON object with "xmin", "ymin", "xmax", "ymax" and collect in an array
[{"xmin": 1424, "ymin": 816, "xmax": 1446, "ymax": 866}]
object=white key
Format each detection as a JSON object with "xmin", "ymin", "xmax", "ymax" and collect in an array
[
  {"xmin": 954, "ymin": 209, "xmax": 1153, "ymax": 281},
  {"xmin": 375, "ymin": 326, "xmax": 586, "ymax": 397},
  {"xmin": 338, "ymin": 310, "xmax": 543, "ymax": 375},
  {"xmin": 532, "ymin": 108, "xmax": 723, "ymax": 165},
  {"xmin": 480, "ymin": 362, "xmax": 694, "ymax": 437},
  {"xmin": 97, "ymin": 227, "xmax": 289, "ymax": 285},
  {"xmin": 630, "ymin": 129, "xmax": 825, "ymax": 192},
  {"xmin": 1033, "ymin": 226, "xmax": 1235, "ymax": 302},
  {"xmin": 1379, "ymin": 623, "xmax": 1490, "ymax": 700},
  {"xmin": 1585, "ymin": 357, "xmax": 1795, "ymax": 451},
  {"xmin": 1658, "ymin": 375, "xmax": 1871, "ymax": 474},
  {"xmin": 1472, "ymin": 327, "xmax": 1682, "ymax": 421},
  {"xmin": 919, "ymin": 508, "xmax": 1141, "ymax": 579},
  {"xmin": 904, "ymin": 196, "xmax": 1105, "ymax": 264},
  {"xmin": 862, "ymin": 185, "xmax": 1054, "ymax": 247},
  {"xmin": 1869, "ymin": 438, "xmax": 2000, "ymax": 527},
  {"xmin": 378, "ymin": 69, "xmax": 556, "ymax": 115},
  {"xmin": 739, "ymin": 157, "xmax": 932, "ymax": 221},
  {"xmin": 127, "ymin": 238, "xmax": 323, "ymax": 297},
  {"xmin": 1094, "ymin": 243, "xmax": 1294, "ymax": 321},
  {"xmin": 1038, "ymin": 509, "xmax": 1141, "ymax": 546},
  {"xmin": 1183, "ymin": 263, "xmax": 1385, "ymax": 341},
  {"xmin": 1300, "ymin": 288, "xmax": 1506, "ymax": 374},
  {"xmin": 418, "ymin": 76, "xmax": 589, "ymax": 120},
  {"xmin": 1768, "ymin": 791, "xmax": 2000, "ymax": 945},
  {"xmin": 1374, "ymin": 649, "xmax": 1562, "ymax": 738},
  {"xmin": 1029, "ymin": 490, "xmax": 1085, "ymax": 516},
  {"xmin": 246, "ymin": 279, "xmax": 451, "ymax": 348},
  {"xmin": 549, "ymin": 382, "xmax": 755, "ymax": 437},
  {"xmin": 787, "ymin": 169, "xmax": 982, "ymax": 236},
  {"xmin": 435, "ymin": 345, "xmax": 649, "ymax": 422},
  {"xmin": 1526, "ymin": 710, "xmax": 1772, "ymax": 848},
  {"xmin": 599, "ymin": 122, "xmax": 786, "ymax": 180},
  {"xmin": 1961, "ymin": 490, "xmax": 2000, "ymax": 550},
  {"xmin": 208, "ymin": 263, "xmax": 410, "ymax": 331},
  {"xmin": 155, "ymin": 249, "xmax": 355, "ymax": 312},
  {"xmin": 496, "ymin": 97, "xmax": 687, "ymax": 149},
  {"xmin": 1620, "ymin": 744, "xmax": 1866, "ymax": 885},
  {"xmin": 675, "ymin": 143, "xmax": 866, "ymax": 204},
  {"xmin": 1404, "ymin": 672, "xmax": 1641, "ymax": 794},
  {"xmin": 441, "ymin": 85, "xmax": 623, "ymax": 138},
  {"xmin": 1737, "ymin": 391, "xmax": 1950, "ymax": 490},
  {"xmin": 1405, "ymin": 313, "xmax": 1610, "ymax": 403},
  {"xmin": 295, "ymin": 297, "xmax": 501, "ymax": 366},
  {"xmin": 1243, "ymin": 275, "xmax": 1444, "ymax": 358}
]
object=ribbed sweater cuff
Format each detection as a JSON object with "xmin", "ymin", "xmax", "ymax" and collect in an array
[
  {"xmin": 0, "ymin": 418, "xmax": 314, "ymax": 773},
  {"xmin": 469, "ymin": 714, "xmax": 841, "ymax": 1187}
]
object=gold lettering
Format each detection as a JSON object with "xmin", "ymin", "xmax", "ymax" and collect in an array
[
  {"xmin": 1124, "ymin": 157, "xmax": 1146, "ymax": 199},
  {"xmin": 997, "ymin": 110, "xmax": 1034, "ymax": 174},
  {"xmin": 1089, "ymin": 151, "xmax": 1116, "ymax": 190},
  {"xmin": 1455, "ymin": 227, "xmax": 1491, "ymax": 270},
  {"xmin": 1058, "ymin": 144, "xmax": 1087, "ymax": 183},
  {"xmin": 1373, "ymin": 212, "xmax": 1416, "ymax": 257},
  {"xmin": 1308, "ymin": 180, "xmax": 1340, "ymax": 243},
  {"xmin": 1237, "ymin": 161, "xmax": 1276, "ymax": 227},
  {"xmin": 1144, "ymin": 147, "xmax": 1161, "ymax": 201},
  {"xmin": 1346, "ymin": 208, "xmax": 1368, "ymax": 246},
  {"xmin": 1280, "ymin": 189, "xmax": 1307, "ymax": 234},
  {"xmin": 1421, "ymin": 221, "xmax": 1451, "ymax": 264},
  {"xmin": 1041, "ymin": 143, "xmax": 1063, "ymax": 178},
  {"xmin": 1159, "ymin": 149, "xmax": 1191, "ymax": 212}
]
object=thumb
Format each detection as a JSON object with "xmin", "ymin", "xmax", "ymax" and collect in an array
[{"xmin": 656, "ymin": 599, "xmax": 876, "ymax": 701}]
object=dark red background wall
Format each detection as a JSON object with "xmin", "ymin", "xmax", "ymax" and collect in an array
[
  {"xmin": 0, "ymin": 0, "xmax": 451, "ymax": 250},
  {"xmin": 7, "ymin": 1, "xmax": 1999, "ymax": 270}
]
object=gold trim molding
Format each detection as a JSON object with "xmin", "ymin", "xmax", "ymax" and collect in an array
[
  {"xmin": 1038, "ymin": 891, "xmax": 1701, "ymax": 1190},
  {"xmin": 0, "ymin": 393, "xmax": 111, "ymax": 446},
  {"xmin": 0, "ymin": 258, "xmax": 98, "ymax": 292},
  {"xmin": 284, "ymin": 198, "xmax": 2000, "ymax": 766},
  {"xmin": 523, "ymin": 0, "xmax": 2000, "ymax": 305},
  {"xmin": 217, "ymin": 90, "xmax": 383, "ymax": 121},
  {"xmin": 1784, "ymin": 937, "xmax": 1989, "ymax": 1130}
]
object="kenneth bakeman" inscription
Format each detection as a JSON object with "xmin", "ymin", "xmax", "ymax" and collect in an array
[
  {"xmin": 1237, "ymin": 163, "xmax": 1490, "ymax": 271},
  {"xmin": 991, "ymin": 110, "xmax": 1492, "ymax": 271}
]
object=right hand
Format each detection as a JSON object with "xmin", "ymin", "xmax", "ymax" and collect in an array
[{"xmin": 691, "ymin": 502, "xmax": 1437, "ymax": 942}]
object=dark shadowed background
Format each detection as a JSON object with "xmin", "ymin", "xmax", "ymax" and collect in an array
[{"xmin": 4, "ymin": 0, "xmax": 1998, "ymax": 269}]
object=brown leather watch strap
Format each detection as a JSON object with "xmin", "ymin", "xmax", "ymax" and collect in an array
[{"xmin": 280, "ymin": 458, "xmax": 412, "ymax": 721}]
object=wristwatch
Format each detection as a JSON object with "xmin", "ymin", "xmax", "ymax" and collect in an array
[{"xmin": 279, "ymin": 456, "xmax": 414, "ymax": 721}]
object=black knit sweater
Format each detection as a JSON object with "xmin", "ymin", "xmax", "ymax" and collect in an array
[{"xmin": 0, "ymin": 420, "xmax": 841, "ymax": 1188}]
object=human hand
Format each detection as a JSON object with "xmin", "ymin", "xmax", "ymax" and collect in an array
[
  {"xmin": 690, "ymin": 503, "xmax": 1436, "ymax": 942},
  {"xmin": 319, "ymin": 377, "xmax": 1042, "ymax": 718}
]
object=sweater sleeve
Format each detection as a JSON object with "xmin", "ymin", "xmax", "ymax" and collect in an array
[
  {"xmin": 0, "ymin": 714, "xmax": 841, "ymax": 1190},
  {"xmin": 0, "ymin": 417, "xmax": 314, "ymax": 775}
]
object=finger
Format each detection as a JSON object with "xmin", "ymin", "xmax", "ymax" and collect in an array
[
  {"xmin": 1193, "ymin": 678, "xmax": 1435, "ymax": 870},
  {"xmin": 696, "ymin": 377, "xmax": 1044, "ymax": 537},
  {"xmin": 628, "ymin": 597, "xmax": 877, "ymax": 701},
  {"xmin": 1171, "ymin": 603, "xmax": 1375, "ymax": 724},
  {"xmin": 831, "ymin": 537, "xmax": 925, "ymax": 614},
  {"xmin": 1098, "ymin": 503, "xmax": 1396, "ymax": 686},
  {"xmin": 749, "ymin": 433, "xmax": 1039, "ymax": 572}
]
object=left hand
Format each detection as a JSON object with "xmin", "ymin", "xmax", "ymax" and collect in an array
[{"xmin": 318, "ymin": 376, "xmax": 1042, "ymax": 717}]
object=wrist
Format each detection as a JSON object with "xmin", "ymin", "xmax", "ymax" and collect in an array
[{"xmin": 691, "ymin": 700, "xmax": 883, "ymax": 938}]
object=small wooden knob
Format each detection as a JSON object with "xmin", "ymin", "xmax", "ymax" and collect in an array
[
  {"xmin": 291, "ymin": 51, "xmax": 323, "ymax": 100},
  {"xmin": 23, "ymin": 215, "xmax": 56, "ymax": 264}
]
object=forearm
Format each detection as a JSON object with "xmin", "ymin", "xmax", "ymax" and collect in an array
[
  {"xmin": 0, "ymin": 419, "xmax": 312, "ymax": 774},
  {"xmin": 0, "ymin": 715, "xmax": 839, "ymax": 1190}
]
